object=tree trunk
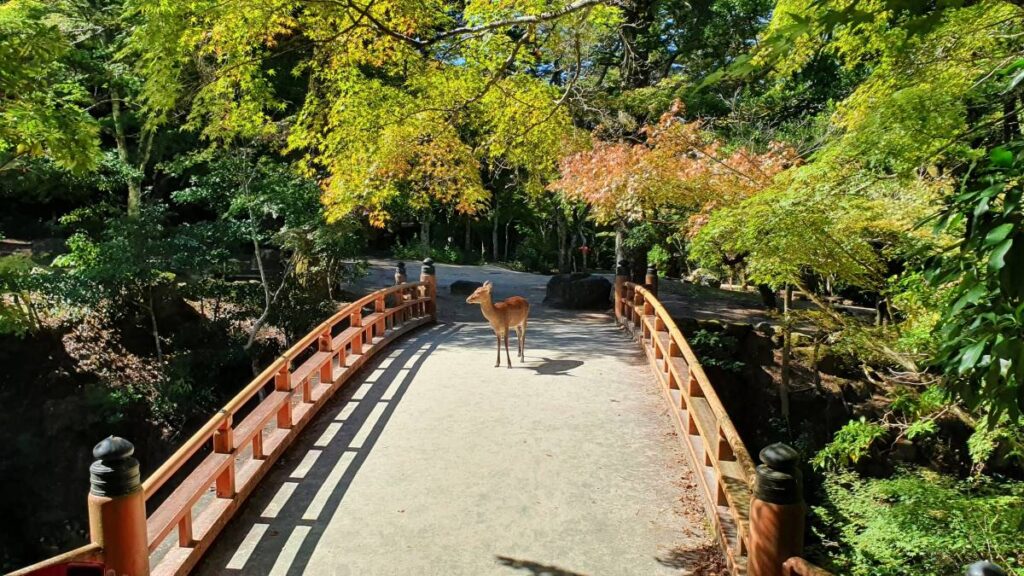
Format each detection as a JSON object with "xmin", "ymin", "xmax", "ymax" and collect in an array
[
  {"xmin": 779, "ymin": 285, "xmax": 793, "ymax": 427},
  {"xmin": 420, "ymin": 215, "xmax": 431, "ymax": 259},
  {"xmin": 556, "ymin": 213, "xmax": 569, "ymax": 273},
  {"xmin": 504, "ymin": 221, "xmax": 511, "ymax": 261},
  {"xmin": 110, "ymin": 85, "xmax": 140, "ymax": 218},
  {"xmin": 492, "ymin": 206, "xmax": 500, "ymax": 262},
  {"xmin": 464, "ymin": 217, "xmax": 472, "ymax": 252},
  {"xmin": 615, "ymin": 223, "xmax": 625, "ymax": 264},
  {"xmin": 618, "ymin": 0, "xmax": 657, "ymax": 88},
  {"xmin": 146, "ymin": 290, "xmax": 163, "ymax": 362}
]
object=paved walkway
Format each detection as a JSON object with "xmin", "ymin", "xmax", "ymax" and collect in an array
[{"xmin": 194, "ymin": 264, "xmax": 720, "ymax": 575}]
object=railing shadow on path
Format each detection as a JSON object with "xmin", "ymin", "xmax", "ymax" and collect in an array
[{"xmin": 194, "ymin": 323, "xmax": 461, "ymax": 575}]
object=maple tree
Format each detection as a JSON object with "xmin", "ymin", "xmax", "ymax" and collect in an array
[{"xmin": 550, "ymin": 102, "xmax": 797, "ymax": 239}]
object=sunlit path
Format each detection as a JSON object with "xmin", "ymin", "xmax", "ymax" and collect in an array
[{"xmin": 194, "ymin": 310, "xmax": 710, "ymax": 575}]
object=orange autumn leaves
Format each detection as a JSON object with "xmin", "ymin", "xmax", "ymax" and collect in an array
[{"xmin": 550, "ymin": 103, "xmax": 798, "ymax": 235}]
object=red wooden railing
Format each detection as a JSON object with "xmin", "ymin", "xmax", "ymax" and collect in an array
[
  {"xmin": 10, "ymin": 274, "xmax": 436, "ymax": 576},
  {"xmin": 617, "ymin": 281, "xmax": 755, "ymax": 574}
]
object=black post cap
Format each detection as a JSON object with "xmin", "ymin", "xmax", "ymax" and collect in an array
[
  {"xmin": 647, "ymin": 264, "xmax": 658, "ymax": 277},
  {"xmin": 753, "ymin": 442, "xmax": 803, "ymax": 505},
  {"xmin": 967, "ymin": 562, "xmax": 1007, "ymax": 576},
  {"xmin": 90, "ymin": 436, "xmax": 141, "ymax": 497},
  {"xmin": 616, "ymin": 259, "xmax": 630, "ymax": 276},
  {"xmin": 422, "ymin": 258, "xmax": 435, "ymax": 275},
  {"xmin": 396, "ymin": 261, "xmax": 406, "ymax": 274}
]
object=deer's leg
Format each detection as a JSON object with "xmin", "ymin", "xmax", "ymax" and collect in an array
[
  {"xmin": 495, "ymin": 331, "xmax": 501, "ymax": 367},
  {"xmin": 504, "ymin": 330, "xmax": 512, "ymax": 368},
  {"xmin": 519, "ymin": 320, "xmax": 527, "ymax": 360}
]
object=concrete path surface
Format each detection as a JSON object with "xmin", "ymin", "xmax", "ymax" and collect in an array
[{"xmin": 194, "ymin": 263, "xmax": 722, "ymax": 575}]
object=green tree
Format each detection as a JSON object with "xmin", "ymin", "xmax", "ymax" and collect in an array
[{"xmin": 0, "ymin": 0, "xmax": 100, "ymax": 173}]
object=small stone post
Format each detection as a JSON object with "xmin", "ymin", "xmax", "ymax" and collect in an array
[
  {"xmin": 394, "ymin": 261, "xmax": 407, "ymax": 285},
  {"xmin": 88, "ymin": 436, "xmax": 149, "ymax": 576},
  {"xmin": 645, "ymin": 264, "xmax": 659, "ymax": 297},
  {"xmin": 967, "ymin": 562, "xmax": 1007, "ymax": 576},
  {"xmin": 749, "ymin": 443, "xmax": 805, "ymax": 576},
  {"xmin": 614, "ymin": 259, "xmax": 630, "ymax": 324},
  {"xmin": 421, "ymin": 258, "xmax": 437, "ymax": 322}
]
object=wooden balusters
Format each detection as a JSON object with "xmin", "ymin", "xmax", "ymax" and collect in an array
[
  {"xmin": 375, "ymin": 293, "xmax": 386, "ymax": 338},
  {"xmin": 275, "ymin": 366, "xmax": 292, "ymax": 430},
  {"xmin": 318, "ymin": 329, "xmax": 334, "ymax": 385},
  {"xmin": 212, "ymin": 413, "xmax": 235, "ymax": 498},
  {"xmin": 22, "ymin": 281, "xmax": 438, "ymax": 576},
  {"xmin": 687, "ymin": 373, "xmax": 702, "ymax": 398},
  {"xmin": 351, "ymin": 309, "xmax": 363, "ymax": 355},
  {"xmin": 178, "ymin": 512, "xmax": 194, "ymax": 547},
  {"xmin": 718, "ymin": 427, "xmax": 735, "ymax": 461}
]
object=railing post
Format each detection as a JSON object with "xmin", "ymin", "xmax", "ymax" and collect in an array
[
  {"xmin": 967, "ymin": 561, "xmax": 1007, "ymax": 576},
  {"xmin": 88, "ymin": 436, "xmax": 149, "ymax": 576},
  {"xmin": 614, "ymin": 259, "xmax": 629, "ymax": 324},
  {"xmin": 645, "ymin": 264, "xmax": 658, "ymax": 297},
  {"xmin": 394, "ymin": 262, "xmax": 408, "ymax": 324},
  {"xmin": 749, "ymin": 443, "xmax": 805, "ymax": 576},
  {"xmin": 421, "ymin": 258, "xmax": 437, "ymax": 322},
  {"xmin": 275, "ymin": 366, "xmax": 292, "ymax": 430},
  {"xmin": 213, "ymin": 413, "xmax": 235, "ymax": 496}
]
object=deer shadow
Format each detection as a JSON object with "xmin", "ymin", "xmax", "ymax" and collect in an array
[{"xmin": 521, "ymin": 357, "xmax": 584, "ymax": 376}]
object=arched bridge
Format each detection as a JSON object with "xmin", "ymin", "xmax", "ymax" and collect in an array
[{"xmin": 13, "ymin": 261, "xmax": 829, "ymax": 576}]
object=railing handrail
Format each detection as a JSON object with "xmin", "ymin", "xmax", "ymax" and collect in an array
[
  {"xmin": 616, "ymin": 278, "xmax": 756, "ymax": 575},
  {"xmin": 141, "ymin": 280, "xmax": 428, "ymax": 498},
  {"xmin": 625, "ymin": 282, "xmax": 757, "ymax": 482}
]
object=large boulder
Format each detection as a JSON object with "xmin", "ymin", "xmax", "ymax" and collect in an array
[
  {"xmin": 450, "ymin": 280, "xmax": 483, "ymax": 295},
  {"xmin": 544, "ymin": 273, "xmax": 611, "ymax": 309}
]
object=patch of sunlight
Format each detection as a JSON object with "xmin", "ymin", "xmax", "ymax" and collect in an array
[{"xmin": 225, "ymin": 522, "xmax": 269, "ymax": 570}]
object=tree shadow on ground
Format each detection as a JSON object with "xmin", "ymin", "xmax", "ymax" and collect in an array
[{"xmin": 495, "ymin": 555, "xmax": 589, "ymax": 576}]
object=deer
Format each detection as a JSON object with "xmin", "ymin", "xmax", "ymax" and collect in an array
[{"xmin": 466, "ymin": 281, "xmax": 530, "ymax": 368}]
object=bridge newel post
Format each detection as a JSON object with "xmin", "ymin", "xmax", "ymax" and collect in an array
[
  {"xmin": 749, "ymin": 442, "xmax": 805, "ymax": 576},
  {"xmin": 421, "ymin": 258, "xmax": 437, "ymax": 322},
  {"xmin": 88, "ymin": 436, "xmax": 149, "ymax": 576},
  {"xmin": 645, "ymin": 264, "xmax": 658, "ymax": 297},
  {"xmin": 614, "ymin": 259, "xmax": 629, "ymax": 324},
  {"xmin": 967, "ymin": 561, "xmax": 1007, "ymax": 576}
]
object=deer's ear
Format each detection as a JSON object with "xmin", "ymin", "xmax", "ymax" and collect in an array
[{"xmin": 483, "ymin": 281, "xmax": 493, "ymax": 288}]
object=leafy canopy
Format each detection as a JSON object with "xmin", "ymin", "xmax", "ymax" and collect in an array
[
  {"xmin": 127, "ymin": 0, "xmax": 619, "ymax": 225},
  {"xmin": 0, "ymin": 0, "xmax": 99, "ymax": 173}
]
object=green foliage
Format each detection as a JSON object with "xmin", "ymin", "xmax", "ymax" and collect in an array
[
  {"xmin": 646, "ymin": 244, "xmax": 670, "ymax": 270},
  {"xmin": 967, "ymin": 413, "xmax": 1024, "ymax": 471},
  {"xmin": 126, "ymin": 0, "xmax": 608, "ymax": 225},
  {"xmin": 391, "ymin": 238, "xmax": 462, "ymax": 264},
  {"xmin": 0, "ymin": 255, "xmax": 45, "ymax": 335},
  {"xmin": 0, "ymin": 0, "xmax": 100, "ymax": 173},
  {"xmin": 688, "ymin": 329, "xmax": 744, "ymax": 373},
  {"xmin": 929, "ymin": 142, "xmax": 1024, "ymax": 421},
  {"xmin": 813, "ymin": 468, "xmax": 1024, "ymax": 575},
  {"xmin": 812, "ymin": 417, "xmax": 888, "ymax": 471},
  {"xmin": 52, "ymin": 207, "xmax": 178, "ymax": 312}
]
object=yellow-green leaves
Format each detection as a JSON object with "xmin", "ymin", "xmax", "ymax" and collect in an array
[
  {"xmin": 0, "ymin": 0, "xmax": 100, "ymax": 173},
  {"xmin": 128, "ymin": 0, "xmax": 612, "ymax": 223}
]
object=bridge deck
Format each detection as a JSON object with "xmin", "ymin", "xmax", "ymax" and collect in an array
[{"xmin": 192, "ymin": 266, "xmax": 720, "ymax": 575}]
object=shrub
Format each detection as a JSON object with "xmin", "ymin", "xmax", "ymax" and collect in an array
[
  {"xmin": 689, "ymin": 329, "xmax": 744, "ymax": 373},
  {"xmin": 812, "ymin": 417, "xmax": 888, "ymax": 471},
  {"xmin": 812, "ymin": 468, "xmax": 1024, "ymax": 575}
]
